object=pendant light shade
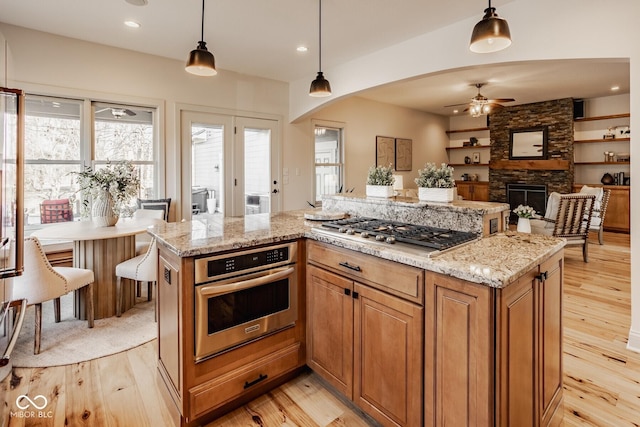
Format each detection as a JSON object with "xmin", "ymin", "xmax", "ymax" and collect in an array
[
  {"xmin": 310, "ymin": 72, "xmax": 332, "ymax": 97},
  {"xmin": 309, "ymin": 0, "xmax": 331, "ymax": 97},
  {"xmin": 186, "ymin": 0, "xmax": 217, "ymax": 76},
  {"xmin": 469, "ymin": 0, "xmax": 511, "ymax": 53}
]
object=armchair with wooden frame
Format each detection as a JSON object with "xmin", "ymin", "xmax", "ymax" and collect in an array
[
  {"xmin": 530, "ymin": 192, "xmax": 596, "ymax": 262},
  {"xmin": 578, "ymin": 186, "xmax": 611, "ymax": 245}
]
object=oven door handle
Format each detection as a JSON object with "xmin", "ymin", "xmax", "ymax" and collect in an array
[{"xmin": 198, "ymin": 266, "xmax": 295, "ymax": 297}]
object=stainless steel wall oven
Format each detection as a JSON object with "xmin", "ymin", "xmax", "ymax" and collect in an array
[{"xmin": 194, "ymin": 242, "xmax": 298, "ymax": 362}]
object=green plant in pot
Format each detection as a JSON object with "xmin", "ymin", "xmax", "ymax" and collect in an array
[
  {"xmin": 415, "ymin": 162, "xmax": 456, "ymax": 202},
  {"xmin": 366, "ymin": 164, "xmax": 395, "ymax": 198}
]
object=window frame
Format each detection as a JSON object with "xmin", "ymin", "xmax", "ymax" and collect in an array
[
  {"xmin": 312, "ymin": 120, "xmax": 345, "ymax": 205},
  {"xmin": 22, "ymin": 93, "xmax": 161, "ymax": 225}
]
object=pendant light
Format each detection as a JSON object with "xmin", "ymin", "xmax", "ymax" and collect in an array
[
  {"xmin": 469, "ymin": 0, "xmax": 512, "ymax": 53},
  {"xmin": 309, "ymin": 0, "xmax": 331, "ymax": 97},
  {"xmin": 185, "ymin": 0, "xmax": 217, "ymax": 76}
]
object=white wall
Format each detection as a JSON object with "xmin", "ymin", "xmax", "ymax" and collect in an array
[
  {"xmin": 297, "ymin": 96, "xmax": 449, "ymax": 194},
  {"xmin": 0, "ymin": 23, "xmax": 307, "ymax": 218},
  {"xmin": 288, "ymin": 0, "xmax": 640, "ymax": 353}
]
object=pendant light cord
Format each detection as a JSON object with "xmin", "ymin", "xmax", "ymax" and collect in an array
[
  {"xmin": 200, "ymin": 0, "xmax": 205, "ymax": 43},
  {"xmin": 318, "ymin": 0, "xmax": 323, "ymax": 72}
]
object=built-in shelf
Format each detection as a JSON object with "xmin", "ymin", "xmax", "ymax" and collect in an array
[
  {"xmin": 445, "ymin": 146, "xmax": 490, "ymax": 151},
  {"xmin": 574, "ymin": 113, "xmax": 630, "ymax": 122},
  {"xmin": 574, "ymin": 137, "xmax": 630, "ymax": 144},
  {"xmin": 450, "ymin": 163, "xmax": 489, "ymax": 167},
  {"xmin": 574, "ymin": 161, "xmax": 630, "ymax": 165},
  {"xmin": 445, "ymin": 127, "xmax": 489, "ymax": 134}
]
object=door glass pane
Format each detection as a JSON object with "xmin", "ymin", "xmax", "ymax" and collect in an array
[
  {"xmin": 192, "ymin": 124, "xmax": 223, "ymax": 215},
  {"xmin": 244, "ymin": 128, "xmax": 271, "ymax": 215}
]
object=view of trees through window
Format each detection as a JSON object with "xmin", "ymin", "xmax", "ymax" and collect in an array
[{"xmin": 24, "ymin": 95, "xmax": 156, "ymax": 226}]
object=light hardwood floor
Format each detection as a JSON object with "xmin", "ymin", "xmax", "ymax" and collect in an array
[{"xmin": 1, "ymin": 231, "xmax": 635, "ymax": 426}]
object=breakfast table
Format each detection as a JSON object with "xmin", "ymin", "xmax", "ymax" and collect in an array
[{"xmin": 31, "ymin": 217, "xmax": 161, "ymax": 319}]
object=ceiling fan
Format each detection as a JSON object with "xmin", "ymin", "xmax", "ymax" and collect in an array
[
  {"xmin": 96, "ymin": 107, "xmax": 137, "ymax": 118},
  {"xmin": 445, "ymin": 83, "xmax": 515, "ymax": 116}
]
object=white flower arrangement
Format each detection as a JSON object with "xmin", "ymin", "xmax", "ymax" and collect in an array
[
  {"xmin": 513, "ymin": 204, "xmax": 536, "ymax": 218},
  {"xmin": 74, "ymin": 160, "xmax": 140, "ymax": 216},
  {"xmin": 415, "ymin": 163, "xmax": 455, "ymax": 188},
  {"xmin": 366, "ymin": 164, "xmax": 395, "ymax": 186}
]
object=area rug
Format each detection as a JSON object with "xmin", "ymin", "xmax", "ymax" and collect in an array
[{"xmin": 10, "ymin": 293, "xmax": 156, "ymax": 368}]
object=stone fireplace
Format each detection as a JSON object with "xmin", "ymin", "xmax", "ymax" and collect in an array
[{"xmin": 489, "ymin": 98, "xmax": 575, "ymax": 205}]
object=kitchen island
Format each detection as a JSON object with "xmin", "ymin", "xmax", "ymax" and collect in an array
[{"xmin": 148, "ymin": 206, "xmax": 564, "ymax": 427}]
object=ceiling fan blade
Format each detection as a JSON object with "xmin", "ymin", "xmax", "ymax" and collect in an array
[
  {"xmin": 444, "ymin": 102, "xmax": 470, "ymax": 108},
  {"xmin": 488, "ymin": 98, "xmax": 515, "ymax": 103},
  {"xmin": 95, "ymin": 107, "xmax": 110, "ymax": 114},
  {"xmin": 124, "ymin": 109, "xmax": 137, "ymax": 116}
]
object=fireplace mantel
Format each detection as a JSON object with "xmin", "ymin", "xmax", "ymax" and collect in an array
[{"xmin": 490, "ymin": 159, "xmax": 570, "ymax": 171}]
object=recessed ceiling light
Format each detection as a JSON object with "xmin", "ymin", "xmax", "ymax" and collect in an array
[
  {"xmin": 453, "ymin": 109, "xmax": 459, "ymax": 114},
  {"xmin": 125, "ymin": 0, "xmax": 148, "ymax": 5},
  {"xmin": 124, "ymin": 20, "xmax": 141, "ymax": 28},
  {"xmin": 611, "ymin": 85, "xmax": 620, "ymax": 91},
  {"xmin": 296, "ymin": 46, "xmax": 308, "ymax": 52}
]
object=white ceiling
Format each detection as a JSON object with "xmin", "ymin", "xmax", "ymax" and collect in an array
[{"xmin": 0, "ymin": 0, "xmax": 630, "ymax": 116}]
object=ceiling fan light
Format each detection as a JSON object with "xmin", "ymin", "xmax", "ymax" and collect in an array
[
  {"xmin": 186, "ymin": 41, "xmax": 217, "ymax": 76},
  {"xmin": 310, "ymin": 72, "xmax": 332, "ymax": 97},
  {"xmin": 470, "ymin": 7, "xmax": 512, "ymax": 53}
]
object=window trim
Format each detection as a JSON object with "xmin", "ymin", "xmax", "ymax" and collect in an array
[{"xmin": 312, "ymin": 119, "xmax": 345, "ymax": 205}]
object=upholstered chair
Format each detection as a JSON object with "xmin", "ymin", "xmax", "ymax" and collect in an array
[
  {"xmin": 115, "ymin": 237, "xmax": 158, "ymax": 319},
  {"xmin": 11, "ymin": 237, "xmax": 95, "ymax": 354},
  {"xmin": 132, "ymin": 208, "xmax": 165, "ymax": 255}
]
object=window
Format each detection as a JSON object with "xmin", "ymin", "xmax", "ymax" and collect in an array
[
  {"xmin": 94, "ymin": 103, "xmax": 156, "ymax": 199},
  {"xmin": 23, "ymin": 95, "xmax": 157, "ymax": 225},
  {"xmin": 314, "ymin": 125, "xmax": 343, "ymax": 204}
]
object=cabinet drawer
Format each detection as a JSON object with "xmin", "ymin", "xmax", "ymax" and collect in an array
[
  {"xmin": 307, "ymin": 241, "xmax": 424, "ymax": 304},
  {"xmin": 188, "ymin": 343, "xmax": 301, "ymax": 419}
]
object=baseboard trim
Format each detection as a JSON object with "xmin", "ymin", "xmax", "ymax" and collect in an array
[{"xmin": 626, "ymin": 328, "xmax": 640, "ymax": 353}]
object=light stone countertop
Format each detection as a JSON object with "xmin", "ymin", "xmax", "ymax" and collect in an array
[
  {"xmin": 148, "ymin": 209, "xmax": 565, "ymax": 288},
  {"xmin": 323, "ymin": 192, "xmax": 509, "ymax": 214}
]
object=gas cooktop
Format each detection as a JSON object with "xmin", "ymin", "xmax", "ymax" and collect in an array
[{"xmin": 314, "ymin": 217, "xmax": 479, "ymax": 256}]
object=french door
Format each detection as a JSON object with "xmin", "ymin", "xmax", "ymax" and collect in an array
[{"xmin": 181, "ymin": 111, "xmax": 280, "ymax": 218}]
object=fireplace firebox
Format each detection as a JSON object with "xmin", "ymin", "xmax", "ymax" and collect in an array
[{"xmin": 506, "ymin": 183, "xmax": 547, "ymax": 223}]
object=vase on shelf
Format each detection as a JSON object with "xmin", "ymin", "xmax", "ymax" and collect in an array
[
  {"xmin": 92, "ymin": 190, "xmax": 119, "ymax": 227},
  {"xmin": 517, "ymin": 217, "xmax": 531, "ymax": 233}
]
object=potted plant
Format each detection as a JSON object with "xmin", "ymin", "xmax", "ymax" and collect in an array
[
  {"xmin": 366, "ymin": 164, "xmax": 395, "ymax": 198},
  {"xmin": 414, "ymin": 162, "xmax": 456, "ymax": 202},
  {"xmin": 74, "ymin": 160, "xmax": 140, "ymax": 226},
  {"xmin": 513, "ymin": 204, "xmax": 535, "ymax": 233}
]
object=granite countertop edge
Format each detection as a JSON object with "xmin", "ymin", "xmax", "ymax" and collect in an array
[{"xmin": 148, "ymin": 211, "xmax": 565, "ymax": 289}]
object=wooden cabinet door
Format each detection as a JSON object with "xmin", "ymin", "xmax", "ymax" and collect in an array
[
  {"xmin": 306, "ymin": 264, "xmax": 354, "ymax": 399},
  {"xmin": 354, "ymin": 283, "xmax": 423, "ymax": 427},
  {"xmin": 538, "ymin": 252, "xmax": 564, "ymax": 426},
  {"xmin": 604, "ymin": 187, "xmax": 630, "ymax": 232},
  {"xmin": 425, "ymin": 272, "xmax": 493, "ymax": 427},
  {"xmin": 496, "ymin": 269, "xmax": 538, "ymax": 427},
  {"xmin": 472, "ymin": 183, "xmax": 489, "ymax": 201},
  {"xmin": 456, "ymin": 183, "xmax": 472, "ymax": 200}
]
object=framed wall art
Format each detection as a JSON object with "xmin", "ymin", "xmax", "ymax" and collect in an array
[
  {"xmin": 376, "ymin": 136, "xmax": 395, "ymax": 168},
  {"xmin": 395, "ymin": 138, "xmax": 412, "ymax": 171}
]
